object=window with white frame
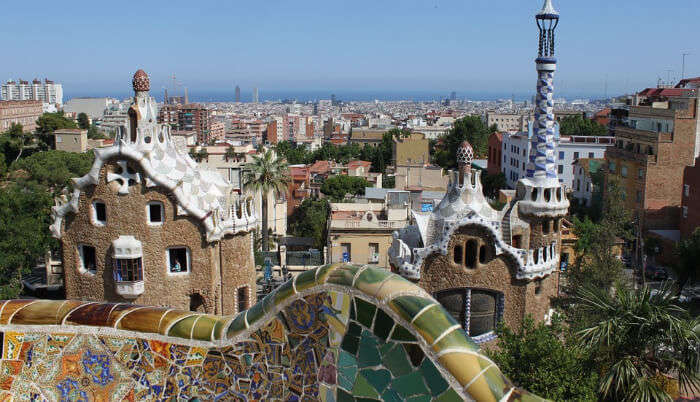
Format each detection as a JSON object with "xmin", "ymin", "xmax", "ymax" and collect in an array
[
  {"xmin": 167, "ymin": 247, "xmax": 190, "ymax": 274},
  {"xmin": 147, "ymin": 201, "xmax": 164, "ymax": 225},
  {"xmin": 78, "ymin": 244, "xmax": 97, "ymax": 274},
  {"xmin": 92, "ymin": 201, "xmax": 107, "ymax": 225}
]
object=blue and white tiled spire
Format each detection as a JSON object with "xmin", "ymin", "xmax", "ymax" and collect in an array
[{"xmin": 527, "ymin": 0, "xmax": 559, "ymax": 182}]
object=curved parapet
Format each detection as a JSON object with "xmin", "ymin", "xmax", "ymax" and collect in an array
[{"xmin": 0, "ymin": 264, "xmax": 543, "ymax": 401}]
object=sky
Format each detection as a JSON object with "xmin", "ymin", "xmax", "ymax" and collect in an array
[{"xmin": 1, "ymin": 0, "xmax": 698, "ymax": 100}]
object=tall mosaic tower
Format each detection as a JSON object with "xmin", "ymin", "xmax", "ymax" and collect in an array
[{"xmin": 527, "ymin": 0, "xmax": 559, "ymax": 182}]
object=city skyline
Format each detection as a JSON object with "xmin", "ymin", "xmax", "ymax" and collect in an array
[{"xmin": 1, "ymin": 0, "xmax": 697, "ymax": 99}]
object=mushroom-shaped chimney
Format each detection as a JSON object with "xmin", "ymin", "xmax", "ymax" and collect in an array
[
  {"xmin": 132, "ymin": 69, "xmax": 150, "ymax": 93},
  {"xmin": 456, "ymin": 141, "xmax": 474, "ymax": 184}
]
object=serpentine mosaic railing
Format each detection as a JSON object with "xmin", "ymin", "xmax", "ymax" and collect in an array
[{"xmin": 0, "ymin": 264, "xmax": 543, "ymax": 401}]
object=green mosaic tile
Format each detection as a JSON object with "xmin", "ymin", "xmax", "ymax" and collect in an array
[
  {"xmin": 382, "ymin": 388, "xmax": 403, "ymax": 402},
  {"xmin": 337, "ymin": 388, "xmax": 355, "ymax": 402},
  {"xmin": 341, "ymin": 335, "xmax": 359, "ymax": 355},
  {"xmin": 354, "ymin": 298, "xmax": 377, "ymax": 328},
  {"xmin": 167, "ymin": 315, "xmax": 199, "ymax": 338},
  {"xmin": 191, "ymin": 315, "xmax": 217, "ymax": 341},
  {"xmin": 245, "ymin": 299, "xmax": 265, "ymax": 326},
  {"xmin": 352, "ymin": 372, "xmax": 380, "ymax": 399},
  {"xmin": 392, "ymin": 370, "xmax": 430, "ymax": 398},
  {"xmin": 402, "ymin": 343, "xmax": 425, "ymax": 367},
  {"xmin": 372, "ymin": 308, "xmax": 394, "ymax": 341},
  {"xmin": 294, "ymin": 268, "xmax": 317, "ymax": 292},
  {"xmin": 314, "ymin": 263, "xmax": 336, "ymax": 284},
  {"xmin": 381, "ymin": 343, "xmax": 411, "ymax": 377},
  {"xmin": 481, "ymin": 365, "xmax": 512, "ymax": 400},
  {"xmin": 260, "ymin": 290, "xmax": 277, "ymax": 315},
  {"xmin": 347, "ymin": 321, "xmax": 362, "ymax": 337},
  {"xmin": 338, "ymin": 350, "xmax": 357, "ymax": 368},
  {"xmin": 407, "ymin": 396, "xmax": 431, "ymax": 402},
  {"xmin": 349, "ymin": 298, "xmax": 357, "ymax": 320},
  {"xmin": 388, "ymin": 296, "xmax": 435, "ymax": 323},
  {"xmin": 360, "ymin": 368, "xmax": 391, "ymax": 393},
  {"xmin": 412, "ymin": 304, "xmax": 460, "ymax": 345},
  {"xmin": 327, "ymin": 264, "xmax": 363, "ymax": 287},
  {"xmin": 435, "ymin": 388, "xmax": 463, "ymax": 402},
  {"xmin": 353, "ymin": 266, "xmax": 392, "ymax": 295},
  {"xmin": 338, "ymin": 363, "xmax": 358, "ymax": 391},
  {"xmin": 358, "ymin": 330, "xmax": 381, "ymax": 367},
  {"xmin": 390, "ymin": 325, "xmax": 416, "ymax": 342},
  {"xmin": 431, "ymin": 326, "xmax": 474, "ymax": 353},
  {"xmin": 273, "ymin": 280, "xmax": 295, "ymax": 304},
  {"xmin": 420, "ymin": 357, "xmax": 449, "ymax": 396},
  {"xmin": 225, "ymin": 312, "xmax": 248, "ymax": 338}
]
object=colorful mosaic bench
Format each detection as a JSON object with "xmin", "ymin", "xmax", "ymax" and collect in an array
[{"xmin": 0, "ymin": 264, "xmax": 543, "ymax": 401}]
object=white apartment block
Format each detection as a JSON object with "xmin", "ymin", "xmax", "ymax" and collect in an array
[
  {"xmin": 501, "ymin": 127, "xmax": 613, "ymax": 190},
  {"xmin": 2, "ymin": 79, "xmax": 63, "ymax": 105},
  {"xmin": 486, "ymin": 112, "xmax": 531, "ymax": 132}
]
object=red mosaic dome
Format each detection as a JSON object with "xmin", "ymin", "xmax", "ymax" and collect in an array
[
  {"xmin": 132, "ymin": 69, "xmax": 150, "ymax": 92},
  {"xmin": 456, "ymin": 141, "xmax": 474, "ymax": 166}
]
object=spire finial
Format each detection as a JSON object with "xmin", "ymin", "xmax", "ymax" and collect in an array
[{"xmin": 537, "ymin": 0, "xmax": 559, "ymax": 17}]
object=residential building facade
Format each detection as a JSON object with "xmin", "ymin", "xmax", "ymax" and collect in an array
[
  {"xmin": 1, "ymin": 78, "xmax": 63, "ymax": 105},
  {"xmin": 0, "ymin": 100, "xmax": 43, "ymax": 132}
]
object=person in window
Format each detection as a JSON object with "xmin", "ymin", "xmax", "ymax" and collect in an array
[{"xmin": 172, "ymin": 259, "xmax": 182, "ymax": 273}]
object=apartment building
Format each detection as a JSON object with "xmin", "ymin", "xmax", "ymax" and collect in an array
[
  {"xmin": 606, "ymin": 88, "xmax": 699, "ymax": 230},
  {"xmin": 1, "ymin": 78, "xmax": 63, "ymax": 105},
  {"xmin": 0, "ymin": 100, "xmax": 43, "ymax": 132},
  {"xmin": 392, "ymin": 132, "xmax": 430, "ymax": 166},
  {"xmin": 157, "ymin": 104, "xmax": 213, "ymax": 143},
  {"xmin": 328, "ymin": 191, "xmax": 411, "ymax": 268},
  {"xmin": 486, "ymin": 112, "xmax": 530, "ymax": 132}
]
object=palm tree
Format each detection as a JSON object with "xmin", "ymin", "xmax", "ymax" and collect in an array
[
  {"xmin": 243, "ymin": 149, "xmax": 290, "ymax": 252},
  {"xmin": 576, "ymin": 284, "xmax": 700, "ymax": 401}
]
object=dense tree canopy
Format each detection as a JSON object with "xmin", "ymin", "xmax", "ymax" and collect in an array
[
  {"xmin": 320, "ymin": 175, "xmax": 369, "ymax": 202},
  {"xmin": 288, "ymin": 199, "xmax": 330, "ymax": 250},
  {"xmin": 0, "ymin": 182, "xmax": 56, "ymax": 299},
  {"xmin": 35, "ymin": 112, "xmax": 78, "ymax": 149},
  {"xmin": 488, "ymin": 316, "xmax": 599, "ymax": 401},
  {"xmin": 77, "ymin": 113, "xmax": 90, "ymax": 129},
  {"xmin": 11, "ymin": 150, "xmax": 94, "ymax": 191},
  {"xmin": 559, "ymin": 115, "xmax": 608, "ymax": 136},
  {"xmin": 433, "ymin": 116, "xmax": 497, "ymax": 169},
  {"xmin": 481, "ymin": 172, "xmax": 507, "ymax": 199}
]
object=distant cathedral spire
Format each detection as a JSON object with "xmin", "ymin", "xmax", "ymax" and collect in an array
[{"xmin": 526, "ymin": 0, "xmax": 560, "ymax": 181}]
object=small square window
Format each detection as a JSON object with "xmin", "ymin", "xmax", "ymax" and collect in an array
[
  {"xmin": 167, "ymin": 247, "xmax": 190, "ymax": 274},
  {"xmin": 93, "ymin": 201, "xmax": 106, "ymax": 225},
  {"xmin": 559, "ymin": 151, "xmax": 564, "ymax": 159},
  {"xmin": 147, "ymin": 202, "xmax": 164, "ymax": 225},
  {"xmin": 574, "ymin": 152, "xmax": 579, "ymax": 159},
  {"xmin": 588, "ymin": 152, "xmax": 594, "ymax": 158},
  {"xmin": 78, "ymin": 244, "xmax": 97, "ymax": 274},
  {"xmin": 621, "ymin": 165, "xmax": 628, "ymax": 178},
  {"xmin": 558, "ymin": 165, "xmax": 563, "ymax": 174}
]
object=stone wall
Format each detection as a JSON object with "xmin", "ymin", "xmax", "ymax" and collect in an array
[
  {"xmin": 61, "ymin": 159, "xmax": 253, "ymax": 315},
  {"xmin": 0, "ymin": 265, "xmax": 542, "ymax": 401}
]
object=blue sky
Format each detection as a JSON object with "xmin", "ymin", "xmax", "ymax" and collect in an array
[{"xmin": 1, "ymin": 0, "xmax": 697, "ymax": 99}]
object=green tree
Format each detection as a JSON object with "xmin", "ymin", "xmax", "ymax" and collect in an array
[
  {"xmin": 320, "ymin": 175, "xmax": 369, "ymax": 201},
  {"xmin": 559, "ymin": 115, "xmax": 608, "ymax": 137},
  {"xmin": 87, "ymin": 124, "xmax": 107, "ymax": 139},
  {"xmin": 244, "ymin": 150, "xmax": 290, "ymax": 252},
  {"xmin": 0, "ymin": 123, "xmax": 28, "ymax": 164},
  {"xmin": 488, "ymin": 316, "xmax": 599, "ymax": 401},
  {"xmin": 288, "ymin": 199, "xmax": 330, "ymax": 250},
  {"xmin": 224, "ymin": 146, "xmax": 237, "ymax": 162},
  {"xmin": 673, "ymin": 228, "xmax": 700, "ymax": 292},
  {"xmin": 481, "ymin": 172, "xmax": 507, "ymax": 199},
  {"xmin": 10, "ymin": 150, "xmax": 94, "ymax": 191},
  {"xmin": 577, "ymin": 284, "xmax": 700, "ymax": 401},
  {"xmin": 0, "ymin": 182, "xmax": 56, "ymax": 299},
  {"xmin": 35, "ymin": 112, "xmax": 78, "ymax": 149},
  {"xmin": 435, "ymin": 116, "xmax": 497, "ymax": 169},
  {"xmin": 77, "ymin": 113, "xmax": 90, "ymax": 129},
  {"xmin": 188, "ymin": 147, "xmax": 209, "ymax": 163}
]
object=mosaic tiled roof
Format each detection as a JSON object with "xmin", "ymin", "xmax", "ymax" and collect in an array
[
  {"xmin": 0, "ymin": 264, "xmax": 543, "ymax": 401},
  {"xmin": 50, "ymin": 72, "xmax": 257, "ymax": 242}
]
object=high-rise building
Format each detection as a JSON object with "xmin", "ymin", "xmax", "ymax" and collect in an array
[
  {"xmin": 450, "ymin": 91, "xmax": 457, "ymax": 101},
  {"xmin": 235, "ymin": 85, "xmax": 241, "ymax": 103},
  {"xmin": 157, "ymin": 103, "xmax": 213, "ymax": 144},
  {"xmin": 253, "ymin": 87, "xmax": 259, "ymax": 103},
  {"xmin": 1, "ymin": 78, "xmax": 63, "ymax": 105}
]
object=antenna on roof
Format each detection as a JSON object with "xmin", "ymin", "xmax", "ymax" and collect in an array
[{"xmin": 682, "ymin": 52, "xmax": 691, "ymax": 80}]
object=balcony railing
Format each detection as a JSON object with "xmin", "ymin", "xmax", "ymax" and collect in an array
[
  {"xmin": 606, "ymin": 147, "xmax": 657, "ymax": 164},
  {"xmin": 330, "ymin": 219, "xmax": 406, "ymax": 230}
]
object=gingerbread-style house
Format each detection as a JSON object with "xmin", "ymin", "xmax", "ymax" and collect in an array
[{"xmin": 50, "ymin": 70, "xmax": 258, "ymax": 315}]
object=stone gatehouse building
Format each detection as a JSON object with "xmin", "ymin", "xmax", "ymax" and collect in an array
[{"xmin": 50, "ymin": 70, "xmax": 258, "ymax": 315}]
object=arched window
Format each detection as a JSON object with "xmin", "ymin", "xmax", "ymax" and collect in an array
[
  {"xmin": 453, "ymin": 244, "xmax": 463, "ymax": 265},
  {"xmin": 434, "ymin": 288, "xmax": 504, "ymax": 343},
  {"xmin": 237, "ymin": 287, "xmax": 249, "ymax": 312},
  {"xmin": 479, "ymin": 245, "xmax": 487, "ymax": 264},
  {"xmin": 128, "ymin": 107, "xmax": 138, "ymax": 143},
  {"xmin": 465, "ymin": 240, "xmax": 478, "ymax": 268}
]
